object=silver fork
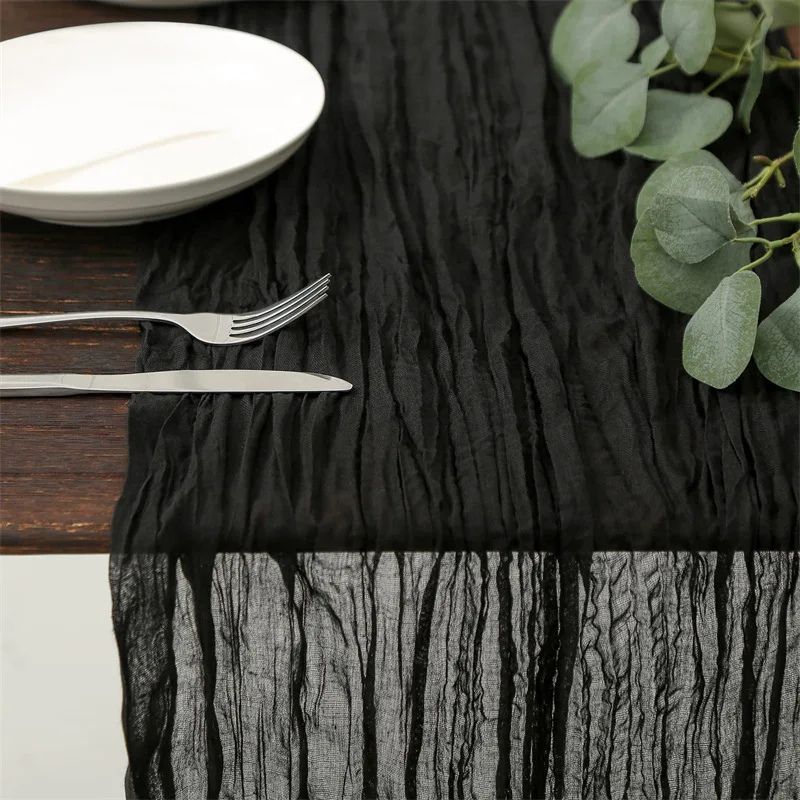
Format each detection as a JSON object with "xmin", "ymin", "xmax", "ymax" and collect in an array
[{"xmin": 0, "ymin": 274, "xmax": 331, "ymax": 345}]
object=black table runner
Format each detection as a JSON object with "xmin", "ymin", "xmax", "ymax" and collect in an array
[{"xmin": 110, "ymin": 2, "xmax": 799, "ymax": 797}]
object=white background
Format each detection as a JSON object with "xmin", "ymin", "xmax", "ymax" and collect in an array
[{"xmin": 0, "ymin": 555, "xmax": 126, "ymax": 799}]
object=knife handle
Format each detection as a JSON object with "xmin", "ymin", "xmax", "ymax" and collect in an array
[{"xmin": 0, "ymin": 374, "xmax": 93, "ymax": 397}]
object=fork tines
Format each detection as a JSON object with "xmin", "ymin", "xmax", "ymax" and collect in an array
[{"xmin": 229, "ymin": 273, "xmax": 331, "ymax": 339}]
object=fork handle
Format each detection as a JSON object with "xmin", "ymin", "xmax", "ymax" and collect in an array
[{"xmin": 0, "ymin": 311, "xmax": 174, "ymax": 329}]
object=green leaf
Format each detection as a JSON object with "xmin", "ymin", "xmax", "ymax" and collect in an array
[
  {"xmin": 640, "ymin": 36, "xmax": 671, "ymax": 72},
  {"xmin": 682, "ymin": 271, "xmax": 761, "ymax": 389},
  {"xmin": 661, "ymin": 0, "xmax": 716, "ymax": 75},
  {"xmin": 551, "ymin": 0, "xmax": 640, "ymax": 85},
  {"xmin": 737, "ymin": 14, "xmax": 771, "ymax": 133},
  {"xmin": 714, "ymin": 5, "xmax": 760, "ymax": 48},
  {"xmin": 635, "ymin": 150, "xmax": 754, "ymax": 223},
  {"xmin": 625, "ymin": 90, "xmax": 733, "ymax": 161},
  {"xmin": 727, "ymin": 193, "xmax": 755, "ymax": 231},
  {"xmin": 758, "ymin": 0, "xmax": 800, "ymax": 29},
  {"xmin": 649, "ymin": 167, "xmax": 737, "ymax": 263},
  {"xmin": 794, "ymin": 124, "xmax": 800, "ymax": 176},
  {"xmin": 753, "ymin": 289, "xmax": 800, "ymax": 391},
  {"xmin": 703, "ymin": 6, "xmax": 759, "ymax": 74},
  {"xmin": 631, "ymin": 208, "xmax": 753, "ymax": 313},
  {"xmin": 571, "ymin": 62, "xmax": 648, "ymax": 157},
  {"xmin": 730, "ymin": 204, "xmax": 756, "ymax": 237}
]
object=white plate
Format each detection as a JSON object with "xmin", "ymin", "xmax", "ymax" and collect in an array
[{"xmin": 0, "ymin": 22, "xmax": 324, "ymax": 225}]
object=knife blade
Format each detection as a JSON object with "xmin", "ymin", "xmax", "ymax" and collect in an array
[{"xmin": 0, "ymin": 370, "xmax": 352, "ymax": 397}]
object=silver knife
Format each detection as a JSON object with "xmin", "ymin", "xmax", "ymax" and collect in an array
[{"xmin": 0, "ymin": 370, "xmax": 352, "ymax": 397}]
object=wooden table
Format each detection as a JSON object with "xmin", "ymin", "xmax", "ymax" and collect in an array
[
  {"xmin": 2, "ymin": 5, "xmax": 798, "ymax": 555},
  {"xmin": 0, "ymin": 2, "xmax": 198, "ymax": 553}
]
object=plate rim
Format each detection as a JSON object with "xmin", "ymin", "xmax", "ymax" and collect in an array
[
  {"xmin": 0, "ymin": 135, "xmax": 308, "ymax": 222},
  {"xmin": 0, "ymin": 21, "xmax": 326, "ymax": 201}
]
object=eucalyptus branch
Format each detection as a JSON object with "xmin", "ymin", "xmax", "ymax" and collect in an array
[
  {"xmin": 750, "ymin": 212, "xmax": 800, "ymax": 226},
  {"xmin": 710, "ymin": 46, "xmax": 754, "ymax": 63},
  {"xmin": 736, "ymin": 230, "xmax": 800, "ymax": 272},
  {"xmin": 734, "ymin": 236, "xmax": 772, "ymax": 246},
  {"xmin": 737, "ymin": 248, "xmax": 776, "ymax": 271},
  {"xmin": 742, "ymin": 152, "xmax": 795, "ymax": 199},
  {"xmin": 551, "ymin": 0, "xmax": 800, "ymax": 390},
  {"xmin": 753, "ymin": 154, "xmax": 788, "ymax": 188},
  {"xmin": 711, "ymin": 48, "xmax": 800, "ymax": 71},
  {"xmin": 704, "ymin": 42, "xmax": 749, "ymax": 93},
  {"xmin": 766, "ymin": 57, "xmax": 800, "ymax": 70},
  {"xmin": 704, "ymin": 30, "xmax": 800, "ymax": 94}
]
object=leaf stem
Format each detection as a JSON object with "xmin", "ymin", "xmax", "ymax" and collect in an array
[
  {"xmin": 649, "ymin": 63, "xmax": 680, "ymax": 78},
  {"xmin": 704, "ymin": 43, "xmax": 749, "ymax": 93},
  {"xmin": 710, "ymin": 48, "xmax": 800, "ymax": 71},
  {"xmin": 711, "ymin": 47, "xmax": 753, "ymax": 64},
  {"xmin": 734, "ymin": 236, "xmax": 772, "ymax": 246},
  {"xmin": 750, "ymin": 213, "xmax": 800, "ymax": 226},
  {"xmin": 768, "ymin": 58, "xmax": 800, "ymax": 69},
  {"xmin": 742, "ymin": 152, "xmax": 795, "ymax": 199},
  {"xmin": 738, "ymin": 249, "xmax": 775, "ymax": 272},
  {"xmin": 736, "ymin": 230, "xmax": 800, "ymax": 272},
  {"xmin": 703, "ymin": 12, "xmax": 798, "ymax": 95}
]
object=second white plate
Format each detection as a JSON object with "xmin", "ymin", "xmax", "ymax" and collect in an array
[{"xmin": 0, "ymin": 22, "xmax": 325, "ymax": 225}]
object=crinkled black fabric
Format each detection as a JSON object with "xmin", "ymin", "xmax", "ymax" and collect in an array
[
  {"xmin": 111, "ymin": 551, "xmax": 800, "ymax": 799},
  {"xmin": 110, "ymin": 2, "xmax": 799, "ymax": 798}
]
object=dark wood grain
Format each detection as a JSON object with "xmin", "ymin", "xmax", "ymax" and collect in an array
[
  {"xmin": 0, "ymin": 215, "xmax": 139, "ymax": 553},
  {"xmin": 0, "ymin": 0, "xmax": 199, "ymax": 40},
  {"xmin": 0, "ymin": 2, "xmax": 197, "ymax": 553}
]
